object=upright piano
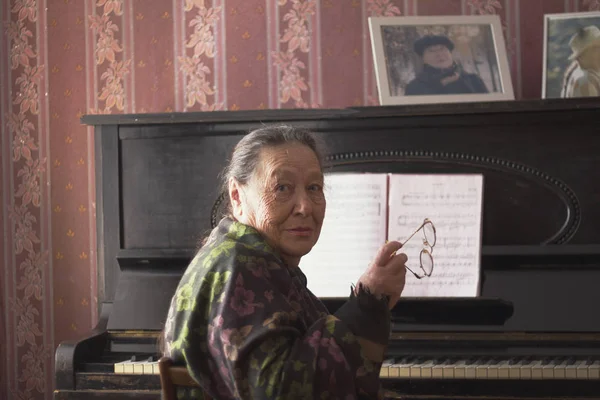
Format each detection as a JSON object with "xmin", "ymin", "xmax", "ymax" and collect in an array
[{"xmin": 54, "ymin": 98, "xmax": 600, "ymax": 399}]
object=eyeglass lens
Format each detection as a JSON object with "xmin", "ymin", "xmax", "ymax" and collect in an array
[
  {"xmin": 423, "ymin": 221, "xmax": 436, "ymax": 247},
  {"xmin": 420, "ymin": 250, "xmax": 434, "ymax": 275}
]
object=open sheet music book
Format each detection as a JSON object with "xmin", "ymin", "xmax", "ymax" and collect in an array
[{"xmin": 299, "ymin": 173, "xmax": 484, "ymax": 298}]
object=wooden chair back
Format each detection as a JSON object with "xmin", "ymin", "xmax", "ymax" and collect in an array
[{"xmin": 158, "ymin": 356, "xmax": 212, "ymax": 400}]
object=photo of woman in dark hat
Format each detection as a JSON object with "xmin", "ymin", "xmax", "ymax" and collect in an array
[
  {"xmin": 369, "ymin": 18, "xmax": 512, "ymax": 104},
  {"xmin": 405, "ymin": 35, "xmax": 489, "ymax": 96}
]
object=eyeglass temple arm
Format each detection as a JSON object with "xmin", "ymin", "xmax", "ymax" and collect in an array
[
  {"xmin": 405, "ymin": 265, "xmax": 423, "ymax": 280},
  {"xmin": 400, "ymin": 222, "xmax": 425, "ymax": 246}
]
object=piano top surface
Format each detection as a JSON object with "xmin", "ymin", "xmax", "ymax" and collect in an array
[{"xmin": 80, "ymin": 96, "xmax": 600, "ymax": 125}]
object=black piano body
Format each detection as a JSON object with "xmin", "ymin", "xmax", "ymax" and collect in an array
[{"xmin": 54, "ymin": 98, "xmax": 600, "ymax": 399}]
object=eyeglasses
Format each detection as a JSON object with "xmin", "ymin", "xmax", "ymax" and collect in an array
[{"xmin": 401, "ymin": 218, "xmax": 436, "ymax": 280}]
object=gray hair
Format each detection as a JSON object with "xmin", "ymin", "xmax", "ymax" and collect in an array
[{"xmin": 220, "ymin": 124, "xmax": 326, "ymax": 213}]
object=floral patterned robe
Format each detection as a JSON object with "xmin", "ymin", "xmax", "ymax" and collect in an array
[{"xmin": 162, "ymin": 217, "xmax": 391, "ymax": 399}]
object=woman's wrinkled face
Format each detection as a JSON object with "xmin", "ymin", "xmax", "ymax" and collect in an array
[{"xmin": 230, "ymin": 143, "xmax": 326, "ymax": 266}]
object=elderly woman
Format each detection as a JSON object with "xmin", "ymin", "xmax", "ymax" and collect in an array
[{"xmin": 162, "ymin": 125, "xmax": 407, "ymax": 399}]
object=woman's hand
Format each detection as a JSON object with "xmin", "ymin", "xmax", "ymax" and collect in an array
[{"xmin": 356, "ymin": 241, "xmax": 407, "ymax": 310}]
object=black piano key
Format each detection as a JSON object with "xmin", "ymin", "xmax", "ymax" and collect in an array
[
  {"xmin": 506, "ymin": 356, "xmax": 520, "ymax": 365},
  {"xmin": 566, "ymin": 357, "xmax": 578, "ymax": 365},
  {"xmin": 509, "ymin": 355, "xmax": 531, "ymax": 365}
]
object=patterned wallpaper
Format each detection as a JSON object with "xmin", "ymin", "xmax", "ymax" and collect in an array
[{"xmin": 1, "ymin": 0, "xmax": 598, "ymax": 398}]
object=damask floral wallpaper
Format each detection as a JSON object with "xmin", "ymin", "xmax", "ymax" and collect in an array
[{"xmin": 1, "ymin": 0, "xmax": 598, "ymax": 398}]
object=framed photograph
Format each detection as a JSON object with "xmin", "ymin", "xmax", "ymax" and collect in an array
[
  {"xmin": 368, "ymin": 15, "xmax": 514, "ymax": 105},
  {"xmin": 542, "ymin": 11, "xmax": 600, "ymax": 99}
]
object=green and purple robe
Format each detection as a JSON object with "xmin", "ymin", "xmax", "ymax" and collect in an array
[{"xmin": 163, "ymin": 217, "xmax": 391, "ymax": 399}]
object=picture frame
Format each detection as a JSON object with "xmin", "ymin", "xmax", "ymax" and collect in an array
[
  {"xmin": 368, "ymin": 15, "xmax": 514, "ymax": 106},
  {"xmin": 542, "ymin": 11, "xmax": 600, "ymax": 99}
]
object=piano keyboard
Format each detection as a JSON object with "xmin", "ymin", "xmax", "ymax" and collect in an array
[
  {"xmin": 381, "ymin": 357, "xmax": 600, "ymax": 380},
  {"xmin": 114, "ymin": 355, "xmax": 600, "ymax": 380},
  {"xmin": 114, "ymin": 356, "xmax": 159, "ymax": 375}
]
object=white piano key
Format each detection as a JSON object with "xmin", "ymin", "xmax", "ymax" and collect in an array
[
  {"xmin": 508, "ymin": 359, "xmax": 526, "ymax": 379},
  {"xmin": 519, "ymin": 359, "xmax": 538, "ymax": 380},
  {"xmin": 541, "ymin": 359, "xmax": 556, "ymax": 379},
  {"xmin": 475, "ymin": 359, "xmax": 489, "ymax": 379},
  {"xmin": 432, "ymin": 361, "xmax": 445, "ymax": 378},
  {"xmin": 388, "ymin": 363, "xmax": 400, "ymax": 378},
  {"xmin": 552, "ymin": 358, "xmax": 568, "ymax": 379},
  {"xmin": 531, "ymin": 360, "xmax": 543, "ymax": 379},
  {"xmin": 419, "ymin": 360, "xmax": 435, "ymax": 379},
  {"xmin": 133, "ymin": 361, "xmax": 146, "ymax": 374},
  {"xmin": 487, "ymin": 359, "xmax": 500, "ymax": 379},
  {"xmin": 409, "ymin": 360, "xmax": 423, "ymax": 378},
  {"xmin": 576, "ymin": 359, "xmax": 590, "ymax": 379},
  {"xmin": 565, "ymin": 361, "xmax": 579, "ymax": 379},
  {"xmin": 452, "ymin": 359, "xmax": 468, "ymax": 379},
  {"xmin": 122, "ymin": 360, "xmax": 136, "ymax": 374},
  {"xmin": 496, "ymin": 359, "xmax": 511, "ymax": 379},
  {"xmin": 113, "ymin": 360, "xmax": 127, "ymax": 374},
  {"xmin": 380, "ymin": 360, "xmax": 393, "ymax": 378},
  {"xmin": 398, "ymin": 360, "xmax": 412, "ymax": 378},
  {"xmin": 142, "ymin": 361, "xmax": 158, "ymax": 374},
  {"xmin": 442, "ymin": 360, "xmax": 457, "ymax": 379},
  {"xmin": 129, "ymin": 357, "xmax": 151, "ymax": 374},
  {"xmin": 589, "ymin": 360, "xmax": 600, "ymax": 379},
  {"xmin": 464, "ymin": 360, "xmax": 478, "ymax": 379}
]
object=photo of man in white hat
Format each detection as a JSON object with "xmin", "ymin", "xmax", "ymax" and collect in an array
[
  {"xmin": 561, "ymin": 25, "xmax": 600, "ymax": 97},
  {"xmin": 543, "ymin": 12, "xmax": 600, "ymax": 98}
]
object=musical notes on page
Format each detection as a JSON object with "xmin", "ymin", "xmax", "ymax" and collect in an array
[
  {"xmin": 387, "ymin": 174, "xmax": 484, "ymax": 297},
  {"xmin": 300, "ymin": 173, "xmax": 388, "ymax": 298}
]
